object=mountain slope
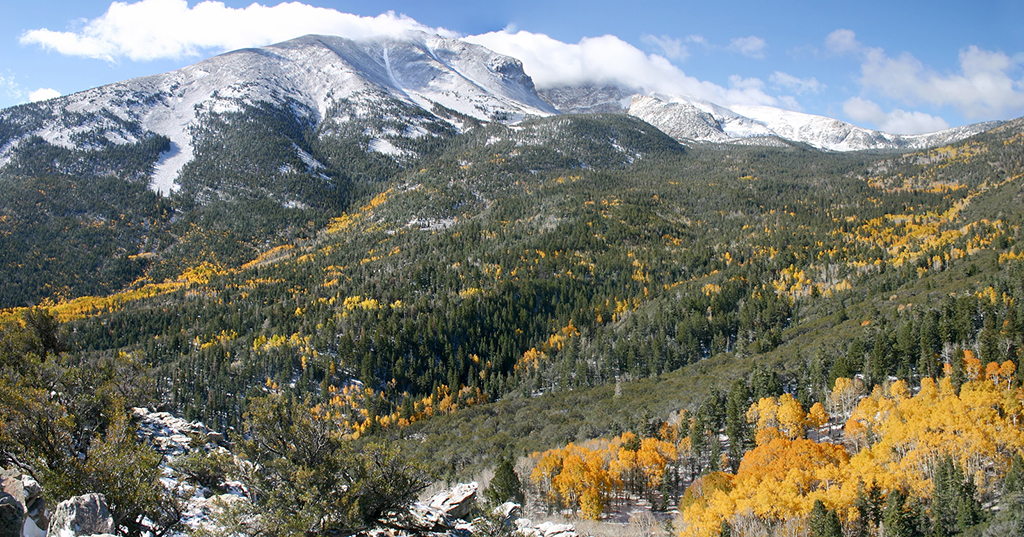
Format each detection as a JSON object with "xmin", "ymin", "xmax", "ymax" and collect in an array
[
  {"xmin": 730, "ymin": 103, "xmax": 1002, "ymax": 151},
  {"xmin": 0, "ymin": 32, "xmax": 555, "ymax": 196},
  {"xmin": 539, "ymin": 86, "xmax": 1000, "ymax": 152},
  {"xmin": 629, "ymin": 93, "xmax": 1000, "ymax": 151}
]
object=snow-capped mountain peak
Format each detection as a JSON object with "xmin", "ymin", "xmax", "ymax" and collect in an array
[
  {"xmin": 0, "ymin": 32, "xmax": 555, "ymax": 195},
  {"xmin": 539, "ymin": 87, "xmax": 999, "ymax": 152}
]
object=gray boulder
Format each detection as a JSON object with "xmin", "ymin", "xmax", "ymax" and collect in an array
[
  {"xmin": 425, "ymin": 481, "xmax": 478, "ymax": 520},
  {"xmin": 0, "ymin": 492, "xmax": 25, "ymax": 537},
  {"xmin": 47, "ymin": 493, "xmax": 115, "ymax": 537},
  {"xmin": 2, "ymin": 474, "xmax": 47, "ymax": 532}
]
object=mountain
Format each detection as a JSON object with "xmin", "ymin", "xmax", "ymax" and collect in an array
[
  {"xmin": 729, "ymin": 103, "xmax": 1003, "ymax": 151},
  {"xmin": 539, "ymin": 87, "xmax": 1001, "ymax": 151},
  {"xmin": 537, "ymin": 84, "xmax": 634, "ymax": 115},
  {"xmin": 1, "ymin": 32, "xmax": 1000, "ymax": 206},
  {"xmin": 0, "ymin": 32, "xmax": 555, "ymax": 196}
]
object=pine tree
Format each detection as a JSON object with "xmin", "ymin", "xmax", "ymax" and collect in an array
[
  {"xmin": 1004, "ymin": 453, "xmax": 1024, "ymax": 496},
  {"xmin": 485, "ymin": 457, "xmax": 525, "ymax": 506},
  {"xmin": 883, "ymin": 488, "xmax": 919, "ymax": 537},
  {"xmin": 954, "ymin": 471, "xmax": 981, "ymax": 532},
  {"xmin": 725, "ymin": 380, "xmax": 749, "ymax": 472},
  {"xmin": 951, "ymin": 347, "xmax": 967, "ymax": 394},
  {"xmin": 809, "ymin": 499, "xmax": 843, "ymax": 537},
  {"xmin": 931, "ymin": 455, "xmax": 958, "ymax": 537}
]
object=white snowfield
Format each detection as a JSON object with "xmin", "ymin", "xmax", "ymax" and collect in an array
[
  {"xmin": 0, "ymin": 32, "xmax": 999, "ymax": 196},
  {"xmin": 625, "ymin": 93, "xmax": 997, "ymax": 152}
]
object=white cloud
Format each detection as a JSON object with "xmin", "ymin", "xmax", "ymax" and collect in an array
[
  {"xmin": 861, "ymin": 45, "xmax": 1024, "ymax": 118},
  {"xmin": 728, "ymin": 36, "xmax": 767, "ymax": 59},
  {"xmin": 686, "ymin": 35, "xmax": 709, "ymax": 47},
  {"xmin": 769, "ymin": 71, "xmax": 823, "ymax": 94},
  {"xmin": 465, "ymin": 29, "xmax": 777, "ymax": 107},
  {"xmin": 29, "ymin": 88, "xmax": 62, "ymax": 102},
  {"xmin": 825, "ymin": 29, "xmax": 860, "ymax": 54},
  {"xmin": 0, "ymin": 74, "xmax": 21, "ymax": 99},
  {"xmin": 843, "ymin": 96, "xmax": 949, "ymax": 134},
  {"xmin": 20, "ymin": 0, "xmax": 454, "ymax": 62},
  {"xmin": 827, "ymin": 29, "xmax": 1024, "ymax": 119},
  {"xmin": 641, "ymin": 34, "xmax": 688, "ymax": 60},
  {"xmin": 777, "ymin": 95, "xmax": 803, "ymax": 111}
]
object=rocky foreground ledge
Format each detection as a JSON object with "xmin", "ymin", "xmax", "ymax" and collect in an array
[{"xmin": 1, "ymin": 408, "xmax": 580, "ymax": 537}]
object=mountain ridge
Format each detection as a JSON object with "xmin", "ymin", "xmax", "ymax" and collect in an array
[
  {"xmin": 0, "ymin": 32, "xmax": 556, "ymax": 195},
  {"xmin": 539, "ymin": 86, "xmax": 1001, "ymax": 152},
  {"xmin": 1, "ymin": 33, "xmax": 1004, "ymax": 200}
]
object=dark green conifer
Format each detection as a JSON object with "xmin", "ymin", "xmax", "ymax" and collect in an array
[
  {"xmin": 484, "ymin": 457, "xmax": 525, "ymax": 506},
  {"xmin": 809, "ymin": 499, "xmax": 843, "ymax": 537}
]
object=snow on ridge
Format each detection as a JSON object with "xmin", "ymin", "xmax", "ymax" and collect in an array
[
  {"xmin": 0, "ymin": 32, "xmax": 561, "ymax": 194},
  {"xmin": 2, "ymin": 33, "xmax": 1000, "ymax": 197},
  {"xmin": 627, "ymin": 94, "xmax": 997, "ymax": 152}
]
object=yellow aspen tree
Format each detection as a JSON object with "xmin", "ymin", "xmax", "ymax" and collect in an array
[
  {"xmin": 987, "ymin": 361, "xmax": 1002, "ymax": 387},
  {"xmin": 776, "ymin": 393, "xmax": 807, "ymax": 440},
  {"xmin": 807, "ymin": 402, "xmax": 829, "ymax": 437},
  {"xmin": 1000, "ymin": 360, "xmax": 1017, "ymax": 389}
]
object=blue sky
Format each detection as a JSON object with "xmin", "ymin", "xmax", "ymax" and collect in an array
[{"xmin": 2, "ymin": 0, "xmax": 1023, "ymax": 133}]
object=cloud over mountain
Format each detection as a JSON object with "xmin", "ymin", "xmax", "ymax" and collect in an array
[
  {"xmin": 464, "ymin": 29, "xmax": 778, "ymax": 107},
  {"xmin": 19, "ymin": 0, "xmax": 455, "ymax": 61}
]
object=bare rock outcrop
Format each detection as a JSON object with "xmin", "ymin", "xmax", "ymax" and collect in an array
[
  {"xmin": 1, "ymin": 468, "xmax": 47, "ymax": 537},
  {"xmin": 47, "ymin": 493, "xmax": 115, "ymax": 537},
  {"xmin": 0, "ymin": 492, "xmax": 25, "ymax": 537},
  {"xmin": 424, "ymin": 482, "xmax": 478, "ymax": 520}
]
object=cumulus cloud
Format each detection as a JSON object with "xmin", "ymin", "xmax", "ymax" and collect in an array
[
  {"xmin": 843, "ymin": 96, "xmax": 950, "ymax": 134},
  {"xmin": 770, "ymin": 71, "xmax": 823, "ymax": 95},
  {"xmin": 729, "ymin": 36, "xmax": 767, "ymax": 59},
  {"xmin": 20, "ymin": 0, "xmax": 454, "ymax": 62},
  {"xmin": 465, "ymin": 29, "xmax": 777, "ymax": 107},
  {"xmin": 861, "ymin": 45, "xmax": 1024, "ymax": 118},
  {"xmin": 641, "ymin": 34, "xmax": 688, "ymax": 60},
  {"xmin": 825, "ymin": 29, "xmax": 860, "ymax": 54},
  {"xmin": 28, "ymin": 88, "xmax": 61, "ymax": 101},
  {"xmin": 29, "ymin": 88, "xmax": 62, "ymax": 102},
  {"xmin": 827, "ymin": 29, "xmax": 1024, "ymax": 119}
]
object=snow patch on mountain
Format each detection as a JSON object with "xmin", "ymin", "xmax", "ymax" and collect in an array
[
  {"xmin": 626, "ymin": 93, "xmax": 998, "ymax": 151},
  {"xmin": 0, "ymin": 32, "xmax": 555, "ymax": 196},
  {"xmin": 370, "ymin": 138, "xmax": 411, "ymax": 156}
]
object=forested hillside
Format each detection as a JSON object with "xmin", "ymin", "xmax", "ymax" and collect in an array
[{"xmin": 3, "ymin": 111, "xmax": 1024, "ymax": 537}]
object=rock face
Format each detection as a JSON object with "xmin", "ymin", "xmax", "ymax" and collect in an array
[
  {"xmin": 425, "ymin": 481, "xmax": 478, "ymax": 520},
  {"xmin": 0, "ymin": 492, "xmax": 25, "ymax": 537},
  {"xmin": 539, "ymin": 84, "xmax": 633, "ymax": 114},
  {"xmin": 399, "ymin": 483, "xmax": 577, "ymax": 537},
  {"xmin": 133, "ymin": 407, "xmax": 223, "ymax": 455},
  {"xmin": 1, "ymin": 469, "xmax": 47, "ymax": 537},
  {"xmin": 400, "ymin": 481, "xmax": 479, "ymax": 531},
  {"xmin": 47, "ymin": 493, "xmax": 115, "ymax": 537}
]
